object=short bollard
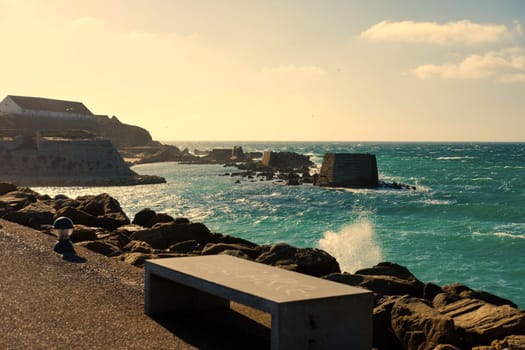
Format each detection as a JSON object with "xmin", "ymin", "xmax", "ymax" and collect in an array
[{"xmin": 52, "ymin": 216, "xmax": 76, "ymax": 255}]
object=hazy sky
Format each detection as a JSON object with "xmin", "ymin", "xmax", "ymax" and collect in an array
[{"xmin": 1, "ymin": 0, "xmax": 524, "ymax": 141}]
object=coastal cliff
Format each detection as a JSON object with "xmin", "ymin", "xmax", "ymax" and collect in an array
[{"xmin": 0, "ymin": 113, "xmax": 156, "ymax": 148}]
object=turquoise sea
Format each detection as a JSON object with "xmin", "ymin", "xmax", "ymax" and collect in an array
[{"xmin": 36, "ymin": 142, "xmax": 525, "ymax": 308}]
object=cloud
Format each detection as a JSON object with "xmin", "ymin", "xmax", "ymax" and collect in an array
[
  {"xmin": 360, "ymin": 20, "xmax": 522, "ymax": 45},
  {"xmin": 71, "ymin": 16, "xmax": 105, "ymax": 28},
  {"xmin": 261, "ymin": 65, "xmax": 326, "ymax": 76},
  {"xmin": 412, "ymin": 47, "xmax": 525, "ymax": 83}
]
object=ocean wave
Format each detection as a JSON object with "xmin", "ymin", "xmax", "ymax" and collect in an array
[
  {"xmin": 318, "ymin": 218, "xmax": 382, "ymax": 273},
  {"xmin": 472, "ymin": 177, "xmax": 494, "ymax": 181},
  {"xmin": 473, "ymin": 231, "xmax": 525, "ymax": 240},
  {"xmin": 437, "ymin": 156, "xmax": 476, "ymax": 160},
  {"xmin": 420, "ymin": 199, "xmax": 455, "ymax": 205}
]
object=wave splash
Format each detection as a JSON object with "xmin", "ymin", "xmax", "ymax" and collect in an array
[{"xmin": 318, "ymin": 219, "xmax": 383, "ymax": 273}]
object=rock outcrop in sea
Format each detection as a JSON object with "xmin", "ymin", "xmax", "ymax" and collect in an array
[{"xmin": 1, "ymin": 182, "xmax": 523, "ymax": 349}]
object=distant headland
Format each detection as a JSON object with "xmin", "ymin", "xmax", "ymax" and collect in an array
[{"xmin": 0, "ymin": 95, "xmax": 165, "ymax": 186}]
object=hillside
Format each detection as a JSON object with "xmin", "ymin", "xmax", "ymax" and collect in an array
[{"xmin": 0, "ymin": 114, "xmax": 157, "ymax": 148}]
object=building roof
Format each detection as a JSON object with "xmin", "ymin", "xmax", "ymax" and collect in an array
[{"xmin": 7, "ymin": 95, "xmax": 94, "ymax": 115}]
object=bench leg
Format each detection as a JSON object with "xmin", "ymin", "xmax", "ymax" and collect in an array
[
  {"xmin": 145, "ymin": 273, "xmax": 230, "ymax": 315},
  {"xmin": 271, "ymin": 294, "xmax": 373, "ymax": 350}
]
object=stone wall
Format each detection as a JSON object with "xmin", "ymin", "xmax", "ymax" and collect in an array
[
  {"xmin": 0, "ymin": 136, "xmax": 133, "ymax": 178},
  {"xmin": 317, "ymin": 153, "xmax": 379, "ymax": 188}
]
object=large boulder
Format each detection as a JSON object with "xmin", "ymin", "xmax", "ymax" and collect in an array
[
  {"xmin": 78, "ymin": 240, "xmax": 122, "ymax": 257},
  {"xmin": 76, "ymin": 193, "xmax": 125, "ymax": 217},
  {"xmin": 123, "ymin": 240, "xmax": 155, "ymax": 254},
  {"xmin": 391, "ymin": 296, "xmax": 462, "ymax": 350},
  {"xmin": 55, "ymin": 206, "xmax": 98, "ymax": 227},
  {"xmin": 2, "ymin": 200, "xmax": 55, "ymax": 229},
  {"xmin": 324, "ymin": 262, "xmax": 425, "ymax": 298},
  {"xmin": 0, "ymin": 190, "xmax": 37, "ymax": 211},
  {"xmin": 255, "ymin": 243, "xmax": 340, "ymax": 277},
  {"xmin": 0, "ymin": 182, "xmax": 18, "ymax": 195},
  {"xmin": 201, "ymin": 243, "xmax": 260, "ymax": 259},
  {"xmin": 75, "ymin": 193, "xmax": 130, "ymax": 230},
  {"xmin": 441, "ymin": 283, "xmax": 517, "ymax": 308},
  {"xmin": 325, "ymin": 272, "xmax": 422, "ymax": 299},
  {"xmin": 372, "ymin": 296, "xmax": 404, "ymax": 350},
  {"xmin": 438, "ymin": 298, "xmax": 525, "ymax": 346},
  {"xmin": 129, "ymin": 221, "xmax": 216, "ymax": 250},
  {"xmin": 167, "ymin": 240, "xmax": 200, "ymax": 254},
  {"xmin": 131, "ymin": 208, "xmax": 156, "ymax": 227},
  {"xmin": 69, "ymin": 224, "xmax": 101, "ymax": 243},
  {"xmin": 96, "ymin": 212, "xmax": 130, "ymax": 231}
]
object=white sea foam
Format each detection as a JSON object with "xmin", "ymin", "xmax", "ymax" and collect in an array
[
  {"xmin": 473, "ymin": 231, "xmax": 525, "ymax": 239},
  {"xmin": 437, "ymin": 156, "xmax": 476, "ymax": 160},
  {"xmin": 421, "ymin": 199, "xmax": 454, "ymax": 205},
  {"xmin": 318, "ymin": 219, "xmax": 383, "ymax": 273}
]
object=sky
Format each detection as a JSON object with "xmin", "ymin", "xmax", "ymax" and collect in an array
[{"xmin": 1, "ymin": 0, "xmax": 524, "ymax": 142}]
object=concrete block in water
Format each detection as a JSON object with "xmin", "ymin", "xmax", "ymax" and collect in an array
[{"xmin": 317, "ymin": 153, "xmax": 379, "ymax": 188}]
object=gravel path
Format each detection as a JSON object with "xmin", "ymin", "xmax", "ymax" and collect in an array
[{"xmin": 0, "ymin": 220, "xmax": 270, "ymax": 349}]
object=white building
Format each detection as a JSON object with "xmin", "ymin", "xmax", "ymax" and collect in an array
[{"xmin": 0, "ymin": 95, "xmax": 94, "ymax": 119}]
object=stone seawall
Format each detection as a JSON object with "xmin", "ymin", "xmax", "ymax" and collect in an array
[{"xmin": 0, "ymin": 137, "xmax": 165, "ymax": 186}]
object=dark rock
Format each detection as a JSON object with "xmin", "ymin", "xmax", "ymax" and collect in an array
[
  {"xmin": 133, "ymin": 145, "xmax": 184, "ymax": 164},
  {"xmin": 215, "ymin": 233, "xmax": 259, "ymax": 248},
  {"xmin": 0, "ymin": 190, "xmax": 37, "ymax": 211},
  {"xmin": 201, "ymin": 243, "xmax": 260, "ymax": 259},
  {"xmin": 285, "ymin": 173, "xmax": 301, "ymax": 186},
  {"xmin": 96, "ymin": 212, "xmax": 130, "ymax": 231},
  {"xmin": 132, "ymin": 208, "xmax": 156, "ymax": 227},
  {"xmin": 122, "ymin": 252, "xmax": 156, "ymax": 267},
  {"xmin": 218, "ymin": 250, "xmax": 252, "ymax": 260},
  {"xmin": 483, "ymin": 335, "xmax": 525, "ymax": 349},
  {"xmin": 355, "ymin": 262, "xmax": 425, "ymax": 297},
  {"xmin": 130, "ymin": 221, "xmax": 216, "ymax": 250},
  {"xmin": 255, "ymin": 243, "xmax": 340, "ymax": 277},
  {"xmin": 442, "ymin": 283, "xmax": 517, "ymax": 308},
  {"xmin": 261, "ymin": 151, "xmax": 313, "ymax": 171},
  {"xmin": 174, "ymin": 217, "xmax": 190, "ymax": 224},
  {"xmin": 79, "ymin": 240, "xmax": 122, "ymax": 257},
  {"xmin": 324, "ymin": 272, "xmax": 422, "ymax": 298},
  {"xmin": 372, "ymin": 295, "xmax": 404, "ymax": 350},
  {"xmin": 167, "ymin": 240, "xmax": 200, "ymax": 254},
  {"xmin": 356, "ymin": 261, "xmax": 420, "ymax": 281},
  {"xmin": 123, "ymin": 240, "xmax": 154, "ymax": 254},
  {"xmin": 107, "ymin": 231, "xmax": 132, "ymax": 249},
  {"xmin": 52, "ymin": 198, "xmax": 79, "ymax": 211},
  {"xmin": 78, "ymin": 240, "xmax": 122, "ymax": 257},
  {"xmin": 434, "ymin": 345, "xmax": 462, "ymax": 350},
  {"xmin": 438, "ymin": 298, "xmax": 525, "ymax": 346},
  {"xmin": 0, "ymin": 182, "xmax": 17, "ymax": 195},
  {"xmin": 69, "ymin": 224, "xmax": 99, "ymax": 243},
  {"xmin": 424, "ymin": 282, "xmax": 443, "ymax": 301},
  {"xmin": 3, "ymin": 201, "xmax": 55, "ymax": 229},
  {"xmin": 55, "ymin": 206, "xmax": 98, "ymax": 227},
  {"xmin": 54, "ymin": 194, "xmax": 70, "ymax": 200},
  {"xmin": 391, "ymin": 296, "xmax": 461, "ymax": 350},
  {"xmin": 146, "ymin": 213, "xmax": 175, "ymax": 227},
  {"xmin": 77, "ymin": 193, "xmax": 128, "ymax": 220}
]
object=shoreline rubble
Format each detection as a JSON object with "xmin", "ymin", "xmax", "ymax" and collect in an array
[{"xmin": 1, "ymin": 182, "xmax": 523, "ymax": 349}]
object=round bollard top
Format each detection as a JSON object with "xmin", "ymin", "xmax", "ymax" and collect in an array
[{"xmin": 53, "ymin": 216, "xmax": 74, "ymax": 229}]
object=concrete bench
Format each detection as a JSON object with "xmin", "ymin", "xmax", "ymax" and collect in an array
[{"xmin": 145, "ymin": 255, "xmax": 373, "ymax": 350}]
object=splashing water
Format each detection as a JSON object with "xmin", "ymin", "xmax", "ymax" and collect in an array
[{"xmin": 318, "ymin": 219, "xmax": 383, "ymax": 273}]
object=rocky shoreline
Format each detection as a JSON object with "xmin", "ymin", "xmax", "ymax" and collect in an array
[{"xmin": 1, "ymin": 182, "xmax": 524, "ymax": 349}]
